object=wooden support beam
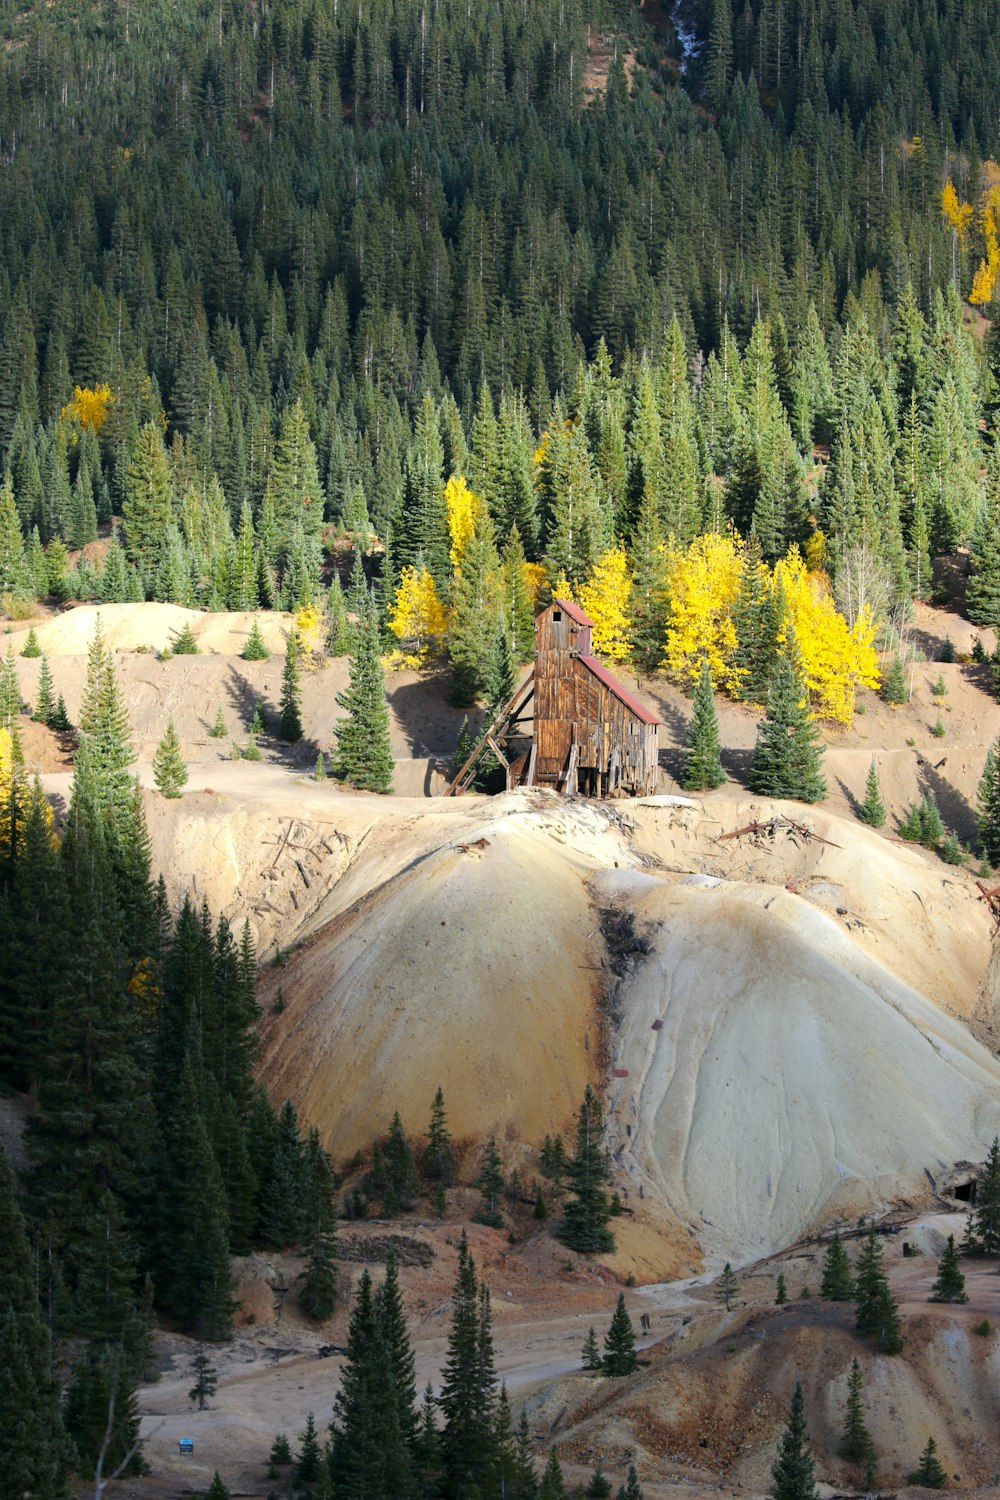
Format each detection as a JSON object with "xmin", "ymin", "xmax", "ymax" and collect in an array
[
  {"xmin": 443, "ymin": 671, "xmax": 535, "ymax": 796},
  {"xmin": 525, "ymin": 740, "xmax": 537, "ymax": 787}
]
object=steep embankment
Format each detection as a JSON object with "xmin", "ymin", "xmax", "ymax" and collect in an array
[{"xmin": 242, "ymin": 784, "xmax": 1000, "ymax": 1261}]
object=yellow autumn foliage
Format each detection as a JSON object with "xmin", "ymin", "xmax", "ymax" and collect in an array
[
  {"xmin": 663, "ymin": 531, "xmax": 743, "ymax": 692},
  {"xmin": 773, "ymin": 548, "xmax": 880, "ymax": 724},
  {"xmin": 0, "ymin": 730, "xmax": 52, "ymax": 858},
  {"xmin": 941, "ymin": 179, "xmax": 974, "ymax": 243},
  {"xmin": 578, "ymin": 547, "xmax": 633, "ymax": 659},
  {"xmin": 60, "ymin": 383, "xmax": 114, "ymax": 432},
  {"xmin": 523, "ymin": 562, "xmax": 548, "ymax": 604},
  {"xmin": 294, "ymin": 602, "xmax": 324, "ymax": 664},
  {"xmin": 444, "ymin": 475, "xmax": 478, "ymax": 570},
  {"xmin": 389, "ymin": 566, "xmax": 448, "ymax": 660}
]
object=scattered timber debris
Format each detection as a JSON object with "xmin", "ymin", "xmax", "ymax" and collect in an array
[
  {"xmin": 976, "ymin": 880, "xmax": 1000, "ymax": 931},
  {"xmin": 714, "ymin": 816, "xmax": 841, "ymax": 850}
]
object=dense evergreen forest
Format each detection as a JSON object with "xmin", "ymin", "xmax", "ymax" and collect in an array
[
  {"xmin": 0, "ymin": 0, "xmax": 995, "ymax": 626},
  {"xmin": 2, "ymin": 0, "xmax": 1000, "ymax": 1493}
]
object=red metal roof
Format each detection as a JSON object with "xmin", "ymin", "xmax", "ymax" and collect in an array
[
  {"xmin": 553, "ymin": 598, "xmax": 595, "ymax": 628},
  {"xmin": 578, "ymin": 655, "xmax": 660, "ymax": 725}
]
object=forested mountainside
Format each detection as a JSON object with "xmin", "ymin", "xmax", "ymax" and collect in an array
[{"xmin": 0, "ymin": 0, "xmax": 996, "ymax": 627}]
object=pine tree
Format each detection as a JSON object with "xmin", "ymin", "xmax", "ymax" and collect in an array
[
  {"xmin": 559, "ymin": 1085, "xmax": 615, "ymax": 1254},
  {"xmin": 820, "ymin": 1233, "xmax": 854, "ymax": 1300},
  {"xmin": 586, "ymin": 1464, "xmax": 613, "ymax": 1498},
  {"xmin": 21, "ymin": 626, "xmax": 40, "ymax": 658},
  {"xmin": 476, "ymin": 1136, "xmax": 506, "ymax": 1227},
  {"xmin": 603, "ymin": 1294, "xmax": 638, "ymax": 1376},
  {"xmin": 422, "ymin": 1087, "xmax": 456, "ymax": 1186},
  {"xmin": 299, "ymin": 1227, "xmax": 338, "ymax": 1322},
  {"xmin": 382, "ymin": 1112, "xmax": 419, "ymax": 1215},
  {"xmin": 188, "ymin": 1345, "xmax": 218, "ymax": 1410},
  {"xmin": 0, "ymin": 477, "xmax": 30, "ymax": 598},
  {"xmin": 279, "ymin": 627, "xmax": 303, "ymax": 742},
  {"xmin": 539, "ymin": 1449, "xmax": 566, "ymax": 1500},
  {"xmin": 582, "ymin": 1325, "xmax": 602, "ymax": 1370},
  {"xmin": 748, "ymin": 647, "xmax": 826, "ymax": 803},
  {"xmin": 440, "ymin": 1233, "xmax": 497, "ymax": 1497},
  {"xmin": 882, "ymin": 653, "xmax": 910, "ymax": 704},
  {"xmin": 153, "ymin": 717, "xmax": 188, "ymax": 798},
  {"xmin": 840, "ymin": 1358, "xmax": 876, "ymax": 1486},
  {"xmin": 775, "ymin": 1273, "xmax": 787, "ymax": 1305},
  {"xmin": 964, "ymin": 1137, "xmax": 1000, "ymax": 1255},
  {"xmin": 241, "ymin": 618, "xmax": 270, "ymax": 661},
  {"xmin": 122, "ymin": 423, "xmax": 174, "ymax": 566},
  {"xmin": 330, "ymin": 1269, "xmax": 410, "ymax": 1500},
  {"xmin": 929, "ymin": 1234, "xmax": 968, "ymax": 1303},
  {"xmin": 205, "ymin": 1473, "xmax": 230, "ymax": 1500},
  {"xmin": 171, "ymin": 622, "xmax": 200, "ymax": 655},
  {"xmin": 209, "ymin": 706, "xmax": 227, "ymax": 738},
  {"xmin": 332, "ymin": 591, "xmax": 394, "ymax": 793},
  {"xmin": 616, "ymin": 1464, "xmax": 643, "ymax": 1500},
  {"xmin": 908, "ymin": 1436, "xmax": 947, "ymax": 1489},
  {"xmin": 769, "ymin": 1381, "xmax": 818, "ymax": 1500},
  {"xmin": 684, "ymin": 659, "xmax": 726, "ymax": 791},
  {"xmin": 50, "ymin": 692, "xmax": 71, "ymax": 731},
  {"xmin": 977, "ymin": 742, "xmax": 1000, "ymax": 867},
  {"xmin": 269, "ymin": 1434, "xmax": 292, "ymax": 1469},
  {"xmin": 0, "ymin": 1146, "xmax": 73, "ymax": 1500},
  {"xmin": 854, "ymin": 1224, "xmax": 903, "ymax": 1352},
  {"xmin": 858, "ymin": 758, "xmax": 886, "ymax": 827},
  {"xmin": 716, "ymin": 1262, "xmax": 739, "ymax": 1310},
  {"xmin": 33, "ymin": 655, "xmax": 54, "ymax": 724},
  {"xmin": 295, "ymin": 1411, "xmax": 323, "ymax": 1484}
]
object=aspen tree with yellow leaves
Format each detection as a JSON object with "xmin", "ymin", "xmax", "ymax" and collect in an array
[
  {"xmin": 389, "ymin": 566, "xmax": 448, "ymax": 660},
  {"xmin": 663, "ymin": 531, "xmax": 743, "ymax": 692},
  {"xmin": 578, "ymin": 547, "xmax": 633, "ymax": 659},
  {"xmin": 445, "ymin": 475, "xmax": 478, "ymax": 571}
]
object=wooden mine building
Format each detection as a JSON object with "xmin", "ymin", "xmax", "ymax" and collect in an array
[{"xmin": 446, "ymin": 599, "xmax": 660, "ymax": 798}]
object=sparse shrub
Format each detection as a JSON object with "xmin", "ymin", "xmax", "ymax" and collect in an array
[
  {"xmin": 930, "ymin": 716, "xmax": 946, "ymax": 737},
  {"xmin": 932, "ymin": 672, "xmax": 947, "ymax": 696}
]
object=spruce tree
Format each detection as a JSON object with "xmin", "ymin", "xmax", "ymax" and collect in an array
[
  {"xmin": 242, "ymin": 618, "xmax": 270, "ymax": 661},
  {"xmin": 977, "ymin": 741, "xmax": 1000, "ymax": 867},
  {"xmin": 882, "ymin": 653, "xmax": 910, "ymax": 704},
  {"xmin": 205, "ymin": 1472, "xmax": 231, "ymax": 1500},
  {"xmin": 840, "ymin": 1358, "xmax": 876, "ymax": 1486},
  {"xmin": 582, "ymin": 1326, "xmax": 602, "ymax": 1369},
  {"xmin": 539, "ymin": 1449, "xmax": 566, "ymax": 1500},
  {"xmin": 299, "ymin": 1227, "xmax": 338, "ymax": 1322},
  {"xmin": 820, "ymin": 1233, "xmax": 854, "ymax": 1300},
  {"xmin": 769, "ymin": 1381, "xmax": 818, "ymax": 1500},
  {"xmin": 440, "ymin": 1233, "xmax": 497, "ymax": 1497},
  {"xmin": 332, "ymin": 591, "xmax": 394, "ymax": 793},
  {"xmin": 716, "ymin": 1262, "xmax": 739, "ymax": 1310},
  {"xmin": 858, "ymin": 759, "xmax": 886, "ymax": 827},
  {"xmin": 21, "ymin": 625, "xmax": 40, "ymax": 657},
  {"xmin": 269, "ymin": 1434, "xmax": 292, "ymax": 1469},
  {"xmin": 279, "ymin": 626, "xmax": 303, "ymax": 742},
  {"xmin": 382, "ymin": 1112, "xmax": 419, "ymax": 1215},
  {"xmin": 0, "ymin": 1146, "xmax": 73, "ymax": 1500},
  {"xmin": 295, "ymin": 1411, "xmax": 323, "ymax": 1484},
  {"xmin": 33, "ymin": 654, "xmax": 54, "ymax": 724},
  {"xmin": 50, "ymin": 693, "xmax": 71, "ymax": 731},
  {"xmin": 964, "ymin": 1137, "xmax": 1000, "ymax": 1255},
  {"xmin": 559, "ymin": 1085, "xmax": 615, "ymax": 1254},
  {"xmin": 616, "ymin": 1464, "xmax": 643, "ymax": 1500},
  {"xmin": 476, "ymin": 1136, "xmax": 506, "ymax": 1227},
  {"xmin": 908, "ymin": 1436, "xmax": 947, "ymax": 1489},
  {"xmin": 188, "ymin": 1345, "xmax": 218, "ymax": 1409},
  {"xmin": 854, "ymin": 1224, "xmax": 903, "ymax": 1353},
  {"xmin": 683, "ymin": 659, "xmax": 726, "ymax": 791},
  {"xmin": 586, "ymin": 1464, "xmax": 614, "ymax": 1498},
  {"xmin": 209, "ymin": 706, "xmax": 227, "ymax": 738},
  {"xmin": 929, "ymin": 1235, "xmax": 968, "ymax": 1302},
  {"xmin": 603, "ymin": 1294, "xmax": 638, "ymax": 1376},
  {"xmin": 748, "ymin": 648, "xmax": 826, "ymax": 803},
  {"xmin": 775, "ymin": 1273, "xmax": 787, "ymax": 1304},
  {"xmin": 153, "ymin": 717, "xmax": 188, "ymax": 798},
  {"xmin": 171, "ymin": 622, "xmax": 200, "ymax": 655},
  {"xmin": 422, "ymin": 1087, "xmax": 456, "ymax": 1186},
  {"xmin": 375, "ymin": 1252, "xmax": 419, "ymax": 1475}
]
